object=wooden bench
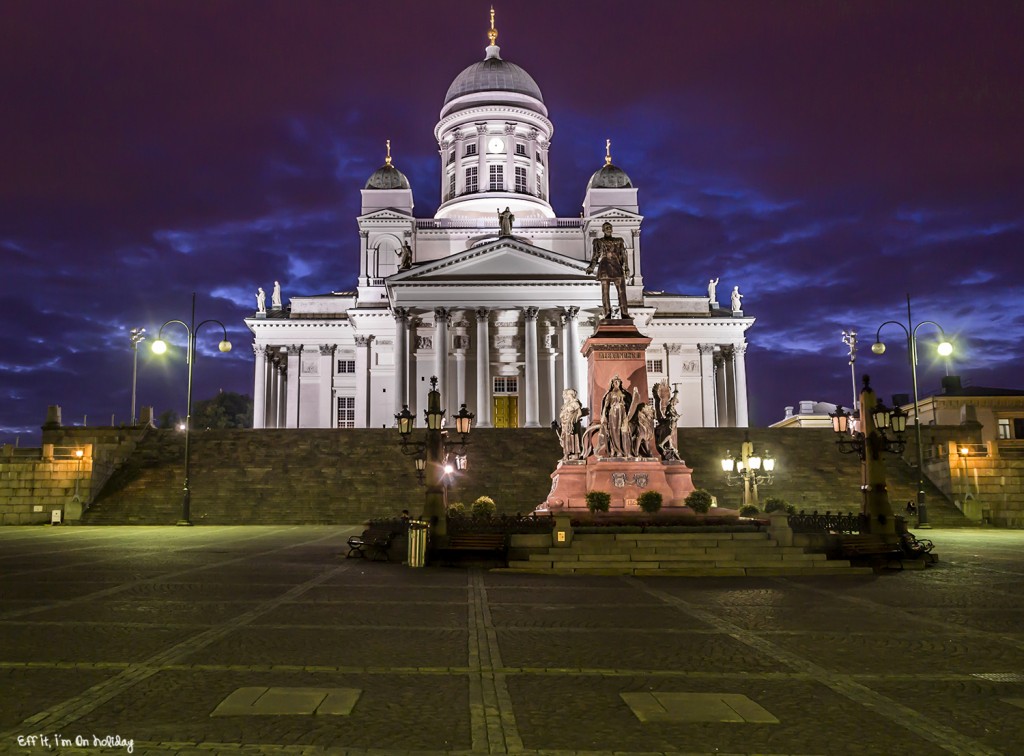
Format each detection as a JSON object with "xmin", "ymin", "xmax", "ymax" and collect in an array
[
  {"xmin": 434, "ymin": 533, "xmax": 509, "ymax": 564},
  {"xmin": 346, "ymin": 525, "xmax": 400, "ymax": 561},
  {"xmin": 837, "ymin": 534, "xmax": 905, "ymax": 568}
]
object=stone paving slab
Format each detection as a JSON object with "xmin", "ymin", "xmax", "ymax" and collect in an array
[{"xmin": 1, "ymin": 525, "xmax": 1022, "ymax": 756}]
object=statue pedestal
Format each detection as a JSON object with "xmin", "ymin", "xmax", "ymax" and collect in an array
[
  {"xmin": 581, "ymin": 319, "xmax": 652, "ymax": 411},
  {"xmin": 545, "ymin": 457, "xmax": 695, "ymax": 511}
]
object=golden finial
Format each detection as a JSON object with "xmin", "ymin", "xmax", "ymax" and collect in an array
[
  {"xmin": 385, "ymin": 139, "xmax": 392, "ymax": 166},
  {"xmin": 605, "ymin": 139, "xmax": 612, "ymax": 166},
  {"xmin": 488, "ymin": 6, "xmax": 498, "ymax": 46}
]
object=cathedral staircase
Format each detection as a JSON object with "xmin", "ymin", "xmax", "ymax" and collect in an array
[
  {"xmin": 501, "ymin": 531, "xmax": 873, "ymax": 576},
  {"xmin": 80, "ymin": 426, "xmax": 970, "ymax": 527}
]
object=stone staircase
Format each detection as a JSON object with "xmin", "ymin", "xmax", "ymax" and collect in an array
[
  {"xmin": 79, "ymin": 426, "xmax": 970, "ymax": 527},
  {"xmin": 501, "ymin": 531, "xmax": 873, "ymax": 576}
]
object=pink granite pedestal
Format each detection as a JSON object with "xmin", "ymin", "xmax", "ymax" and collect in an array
[{"xmin": 545, "ymin": 457, "xmax": 696, "ymax": 511}]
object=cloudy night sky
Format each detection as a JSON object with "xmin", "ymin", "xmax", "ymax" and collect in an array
[{"xmin": 2, "ymin": 1, "xmax": 1022, "ymax": 445}]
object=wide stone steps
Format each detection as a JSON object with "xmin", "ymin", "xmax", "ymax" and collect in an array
[{"xmin": 499, "ymin": 533, "xmax": 873, "ymax": 576}]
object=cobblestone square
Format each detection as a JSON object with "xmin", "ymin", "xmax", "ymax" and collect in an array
[{"xmin": 1, "ymin": 525, "xmax": 1022, "ymax": 755}]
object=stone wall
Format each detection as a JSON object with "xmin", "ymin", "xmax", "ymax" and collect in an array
[
  {"xmin": 924, "ymin": 440, "xmax": 1024, "ymax": 527},
  {"xmin": 0, "ymin": 445, "xmax": 93, "ymax": 524}
]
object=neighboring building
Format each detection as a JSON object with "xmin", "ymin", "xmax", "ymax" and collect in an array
[
  {"xmin": 914, "ymin": 376, "xmax": 1024, "ymax": 445},
  {"xmin": 770, "ymin": 400, "xmax": 839, "ymax": 429},
  {"xmin": 246, "ymin": 14, "xmax": 754, "ymax": 431}
]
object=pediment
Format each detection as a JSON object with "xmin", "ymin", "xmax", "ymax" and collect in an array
[
  {"xmin": 589, "ymin": 208, "xmax": 643, "ymax": 223},
  {"xmin": 389, "ymin": 240, "xmax": 589, "ymax": 283},
  {"xmin": 358, "ymin": 209, "xmax": 414, "ymax": 222}
]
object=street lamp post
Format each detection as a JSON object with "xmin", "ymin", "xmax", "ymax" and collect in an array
[
  {"xmin": 829, "ymin": 375, "xmax": 908, "ymax": 535},
  {"xmin": 721, "ymin": 433, "xmax": 776, "ymax": 509},
  {"xmin": 129, "ymin": 328, "xmax": 146, "ymax": 425},
  {"xmin": 396, "ymin": 376, "xmax": 473, "ymax": 538},
  {"xmin": 72, "ymin": 448, "xmax": 84, "ymax": 503},
  {"xmin": 871, "ymin": 294, "xmax": 953, "ymax": 529},
  {"xmin": 151, "ymin": 293, "xmax": 232, "ymax": 526}
]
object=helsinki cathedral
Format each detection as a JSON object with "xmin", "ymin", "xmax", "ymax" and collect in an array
[{"xmin": 246, "ymin": 12, "xmax": 754, "ymax": 431}]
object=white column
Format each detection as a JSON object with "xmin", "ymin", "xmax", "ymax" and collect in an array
[
  {"xmin": 276, "ymin": 358, "xmax": 287, "ymax": 428},
  {"xmin": 354, "ymin": 335, "xmax": 372, "ymax": 428},
  {"xmin": 564, "ymin": 307, "xmax": 581, "ymax": 397},
  {"xmin": 434, "ymin": 307, "xmax": 450, "ymax": 409},
  {"xmin": 267, "ymin": 354, "xmax": 279, "ymax": 428},
  {"xmin": 504, "ymin": 124, "xmax": 515, "ymax": 192},
  {"xmin": 544, "ymin": 349, "xmax": 558, "ymax": 426},
  {"xmin": 732, "ymin": 343, "xmax": 750, "ymax": 428},
  {"xmin": 252, "ymin": 345, "xmax": 267, "ymax": 429},
  {"xmin": 286, "ymin": 345, "xmax": 301, "ymax": 428},
  {"xmin": 475, "ymin": 307, "xmax": 492, "ymax": 427},
  {"xmin": 524, "ymin": 306, "xmax": 540, "ymax": 427},
  {"xmin": 453, "ymin": 326, "xmax": 467, "ymax": 410},
  {"xmin": 699, "ymin": 343, "xmax": 718, "ymax": 428},
  {"xmin": 394, "ymin": 308, "xmax": 409, "ymax": 416},
  {"xmin": 318, "ymin": 345, "xmax": 335, "ymax": 428},
  {"xmin": 715, "ymin": 351, "xmax": 729, "ymax": 427}
]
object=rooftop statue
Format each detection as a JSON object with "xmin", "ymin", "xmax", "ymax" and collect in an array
[
  {"xmin": 586, "ymin": 222, "xmax": 630, "ymax": 318},
  {"xmin": 272, "ymin": 281, "xmax": 283, "ymax": 309},
  {"xmin": 498, "ymin": 207, "xmax": 515, "ymax": 238},
  {"xmin": 256, "ymin": 287, "xmax": 266, "ymax": 314},
  {"xmin": 731, "ymin": 285, "xmax": 743, "ymax": 313},
  {"xmin": 398, "ymin": 242, "xmax": 413, "ymax": 271},
  {"xmin": 708, "ymin": 277, "xmax": 719, "ymax": 302}
]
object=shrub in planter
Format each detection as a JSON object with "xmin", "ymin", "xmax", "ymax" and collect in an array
[
  {"xmin": 637, "ymin": 490, "xmax": 663, "ymax": 514},
  {"xmin": 447, "ymin": 501, "xmax": 466, "ymax": 516},
  {"xmin": 763, "ymin": 497, "xmax": 795, "ymax": 515},
  {"xmin": 585, "ymin": 490, "xmax": 611, "ymax": 513},
  {"xmin": 685, "ymin": 488, "xmax": 714, "ymax": 514},
  {"xmin": 471, "ymin": 496, "xmax": 496, "ymax": 518},
  {"xmin": 739, "ymin": 504, "xmax": 760, "ymax": 517}
]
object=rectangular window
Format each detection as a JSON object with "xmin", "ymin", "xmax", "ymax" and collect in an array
[
  {"xmin": 465, "ymin": 166, "xmax": 478, "ymax": 193},
  {"xmin": 998, "ymin": 419, "xmax": 1012, "ymax": 439},
  {"xmin": 337, "ymin": 397, "xmax": 355, "ymax": 428},
  {"xmin": 465, "ymin": 143, "xmax": 477, "ymax": 156},
  {"xmin": 493, "ymin": 376, "xmax": 518, "ymax": 394},
  {"xmin": 646, "ymin": 359, "xmax": 664, "ymax": 374},
  {"xmin": 447, "ymin": 171, "xmax": 455, "ymax": 200},
  {"xmin": 447, "ymin": 150, "xmax": 454, "ymax": 165},
  {"xmin": 337, "ymin": 359, "xmax": 355, "ymax": 374},
  {"xmin": 489, "ymin": 164, "xmax": 503, "ymax": 191},
  {"xmin": 515, "ymin": 143, "xmax": 526, "ymax": 156},
  {"xmin": 1015, "ymin": 418, "xmax": 1024, "ymax": 439},
  {"xmin": 515, "ymin": 166, "xmax": 528, "ymax": 193},
  {"xmin": 536, "ymin": 175, "xmax": 543, "ymax": 198}
]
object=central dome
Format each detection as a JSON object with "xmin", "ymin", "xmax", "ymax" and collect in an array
[{"xmin": 444, "ymin": 48, "xmax": 544, "ymax": 107}]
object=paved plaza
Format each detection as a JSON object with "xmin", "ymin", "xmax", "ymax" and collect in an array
[{"xmin": 0, "ymin": 526, "xmax": 1022, "ymax": 756}]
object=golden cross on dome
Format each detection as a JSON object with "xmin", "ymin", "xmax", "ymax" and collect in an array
[
  {"xmin": 488, "ymin": 6, "xmax": 498, "ymax": 46},
  {"xmin": 605, "ymin": 139, "xmax": 612, "ymax": 166},
  {"xmin": 385, "ymin": 139, "xmax": 392, "ymax": 166}
]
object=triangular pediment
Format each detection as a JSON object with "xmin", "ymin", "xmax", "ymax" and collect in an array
[
  {"xmin": 389, "ymin": 239, "xmax": 590, "ymax": 283},
  {"xmin": 589, "ymin": 208, "xmax": 643, "ymax": 223},
  {"xmin": 357, "ymin": 208, "xmax": 414, "ymax": 222}
]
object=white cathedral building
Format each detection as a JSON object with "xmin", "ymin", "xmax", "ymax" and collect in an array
[{"xmin": 246, "ymin": 16, "xmax": 754, "ymax": 431}]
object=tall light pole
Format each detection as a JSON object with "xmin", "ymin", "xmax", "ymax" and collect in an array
[
  {"xmin": 871, "ymin": 294, "xmax": 953, "ymax": 529},
  {"xmin": 151, "ymin": 293, "xmax": 232, "ymax": 525},
  {"xmin": 129, "ymin": 328, "xmax": 146, "ymax": 425},
  {"xmin": 842, "ymin": 329, "xmax": 858, "ymax": 411}
]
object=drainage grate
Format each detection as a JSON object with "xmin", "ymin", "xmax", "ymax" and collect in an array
[{"xmin": 972, "ymin": 673, "xmax": 1024, "ymax": 682}]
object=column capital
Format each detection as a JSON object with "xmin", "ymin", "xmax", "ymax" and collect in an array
[
  {"xmin": 732, "ymin": 342, "xmax": 748, "ymax": 356},
  {"xmin": 354, "ymin": 335, "xmax": 373, "ymax": 347},
  {"xmin": 665, "ymin": 343, "xmax": 682, "ymax": 355},
  {"xmin": 253, "ymin": 344, "xmax": 267, "ymax": 356},
  {"xmin": 318, "ymin": 344, "xmax": 336, "ymax": 356},
  {"xmin": 394, "ymin": 307, "xmax": 409, "ymax": 322},
  {"xmin": 524, "ymin": 306, "xmax": 539, "ymax": 320},
  {"xmin": 287, "ymin": 344, "xmax": 303, "ymax": 354},
  {"xmin": 563, "ymin": 306, "xmax": 580, "ymax": 319},
  {"xmin": 434, "ymin": 307, "xmax": 451, "ymax": 325},
  {"xmin": 698, "ymin": 343, "xmax": 717, "ymax": 356},
  {"xmin": 475, "ymin": 307, "xmax": 490, "ymax": 321},
  {"xmin": 475, "ymin": 123, "xmax": 488, "ymax": 135}
]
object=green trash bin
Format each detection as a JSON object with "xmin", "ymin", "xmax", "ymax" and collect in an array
[{"xmin": 407, "ymin": 520, "xmax": 429, "ymax": 568}]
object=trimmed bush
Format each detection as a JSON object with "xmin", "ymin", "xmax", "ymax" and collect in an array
[
  {"xmin": 447, "ymin": 501, "xmax": 466, "ymax": 515},
  {"xmin": 471, "ymin": 496, "xmax": 496, "ymax": 518},
  {"xmin": 685, "ymin": 488, "xmax": 714, "ymax": 513},
  {"xmin": 637, "ymin": 490, "xmax": 663, "ymax": 514},
  {"xmin": 739, "ymin": 504, "xmax": 760, "ymax": 517},
  {"xmin": 585, "ymin": 490, "xmax": 611, "ymax": 513},
  {"xmin": 763, "ymin": 497, "xmax": 795, "ymax": 515}
]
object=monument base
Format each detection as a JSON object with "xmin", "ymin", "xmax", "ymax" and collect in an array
[{"xmin": 544, "ymin": 457, "xmax": 696, "ymax": 512}]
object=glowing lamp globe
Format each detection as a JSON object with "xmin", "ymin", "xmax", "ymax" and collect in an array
[
  {"xmin": 937, "ymin": 341, "xmax": 953, "ymax": 357},
  {"xmin": 219, "ymin": 340, "xmax": 232, "ymax": 353},
  {"xmin": 871, "ymin": 342, "xmax": 886, "ymax": 355},
  {"xmin": 152, "ymin": 340, "xmax": 168, "ymax": 354}
]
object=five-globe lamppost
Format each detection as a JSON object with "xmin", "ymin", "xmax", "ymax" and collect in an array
[
  {"xmin": 151, "ymin": 293, "xmax": 232, "ymax": 526},
  {"xmin": 871, "ymin": 294, "xmax": 953, "ymax": 529},
  {"xmin": 396, "ymin": 376, "xmax": 473, "ymax": 538},
  {"xmin": 721, "ymin": 434, "xmax": 776, "ymax": 509}
]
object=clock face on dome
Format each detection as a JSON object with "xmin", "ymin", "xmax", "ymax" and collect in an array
[{"xmin": 487, "ymin": 137, "xmax": 505, "ymax": 154}]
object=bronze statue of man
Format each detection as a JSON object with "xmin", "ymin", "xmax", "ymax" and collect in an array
[{"xmin": 587, "ymin": 221, "xmax": 630, "ymax": 318}]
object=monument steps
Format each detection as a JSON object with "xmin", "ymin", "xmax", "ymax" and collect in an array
[{"xmin": 501, "ymin": 532, "xmax": 873, "ymax": 576}]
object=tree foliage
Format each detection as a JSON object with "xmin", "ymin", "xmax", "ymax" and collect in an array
[{"xmin": 191, "ymin": 391, "xmax": 254, "ymax": 429}]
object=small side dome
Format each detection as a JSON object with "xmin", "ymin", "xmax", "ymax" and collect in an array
[
  {"xmin": 364, "ymin": 139, "xmax": 410, "ymax": 190},
  {"xmin": 589, "ymin": 163, "xmax": 633, "ymax": 189},
  {"xmin": 588, "ymin": 139, "xmax": 632, "ymax": 188}
]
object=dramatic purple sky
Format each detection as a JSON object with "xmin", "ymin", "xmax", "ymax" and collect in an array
[{"xmin": 3, "ymin": 1, "xmax": 1022, "ymax": 445}]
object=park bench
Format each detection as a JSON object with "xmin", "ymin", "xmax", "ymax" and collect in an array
[
  {"xmin": 346, "ymin": 525, "xmax": 400, "ymax": 561},
  {"xmin": 837, "ymin": 532, "xmax": 934, "ymax": 569},
  {"xmin": 434, "ymin": 533, "xmax": 509, "ymax": 565}
]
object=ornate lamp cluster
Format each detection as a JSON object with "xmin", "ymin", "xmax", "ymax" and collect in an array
[
  {"xmin": 720, "ymin": 434, "xmax": 776, "ymax": 508},
  {"xmin": 396, "ymin": 376, "xmax": 474, "ymax": 485},
  {"xmin": 828, "ymin": 378, "xmax": 909, "ymax": 459}
]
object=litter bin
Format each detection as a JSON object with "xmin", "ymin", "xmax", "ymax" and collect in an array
[{"xmin": 407, "ymin": 519, "xmax": 429, "ymax": 568}]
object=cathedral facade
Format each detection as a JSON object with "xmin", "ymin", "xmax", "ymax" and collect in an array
[{"xmin": 245, "ymin": 17, "xmax": 753, "ymax": 431}]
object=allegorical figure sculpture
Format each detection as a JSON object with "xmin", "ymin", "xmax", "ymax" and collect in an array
[
  {"xmin": 272, "ymin": 281, "xmax": 283, "ymax": 309},
  {"xmin": 397, "ymin": 242, "xmax": 413, "ymax": 271},
  {"xmin": 633, "ymin": 402, "xmax": 657, "ymax": 458},
  {"xmin": 498, "ymin": 207, "xmax": 515, "ymax": 237},
  {"xmin": 708, "ymin": 277, "xmax": 719, "ymax": 302},
  {"xmin": 731, "ymin": 285, "xmax": 743, "ymax": 313},
  {"xmin": 256, "ymin": 287, "xmax": 266, "ymax": 314},
  {"xmin": 553, "ymin": 388, "xmax": 586, "ymax": 460},
  {"xmin": 653, "ymin": 380, "xmax": 681, "ymax": 461},
  {"xmin": 599, "ymin": 376, "xmax": 633, "ymax": 457},
  {"xmin": 586, "ymin": 221, "xmax": 630, "ymax": 318}
]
